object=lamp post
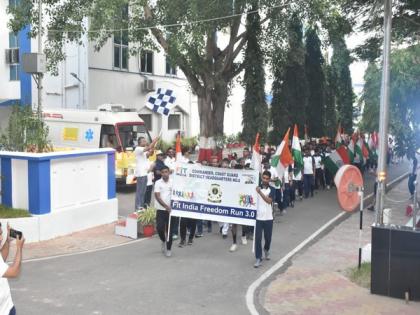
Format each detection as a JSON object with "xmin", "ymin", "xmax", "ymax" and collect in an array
[
  {"xmin": 70, "ymin": 72, "xmax": 85, "ymax": 109},
  {"xmin": 375, "ymin": 0, "xmax": 393, "ymax": 225}
]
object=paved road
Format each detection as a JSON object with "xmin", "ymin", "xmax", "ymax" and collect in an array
[{"xmin": 12, "ymin": 162, "xmax": 409, "ymax": 315}]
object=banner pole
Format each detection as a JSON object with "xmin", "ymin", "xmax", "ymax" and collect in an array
[
  {"xmin": 252, "ymin": 223, "xmax": 256, "ymax": 253},
  {"xmin": 167, "ymin": 213, "xmax": 172, "ymax": 242}
]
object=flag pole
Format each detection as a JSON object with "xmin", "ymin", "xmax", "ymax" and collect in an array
[{"xmin": 375, "ymin": 0, "xmax": 392, "ymax": 225}]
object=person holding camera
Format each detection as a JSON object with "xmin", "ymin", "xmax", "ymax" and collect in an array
[{"xmin": 0, "ymin": 223, "xmax": 25, "ymax": 315}]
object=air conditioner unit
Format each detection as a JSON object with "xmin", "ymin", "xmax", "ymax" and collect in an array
[
  {"xmin": 5, "ymin": 48, "xmax": 19, "ymax": 64},
  {"xmin": 142, "ymin": 79, "xmax": 156, "ymax": 92}
]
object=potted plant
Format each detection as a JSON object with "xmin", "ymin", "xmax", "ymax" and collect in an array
[{"xmin": 137, "ymin": 206, "xmax": 156, "ymax": 237}]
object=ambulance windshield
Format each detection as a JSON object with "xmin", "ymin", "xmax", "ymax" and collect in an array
[{"xmin": 118, "ymin": 124, "xmax": 150, "ymax": 150}]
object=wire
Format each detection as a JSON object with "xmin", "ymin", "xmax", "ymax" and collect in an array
[
  {"xmin": 46, "ymin": 3, "xmax": 286, "ymax": 34},
  {"xmin": 383, "ymin": 195, "xmax": 412, "ymax": 204}
]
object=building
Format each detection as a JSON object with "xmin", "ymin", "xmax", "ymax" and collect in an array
[
  {"xmin": 1, "ymin": 2, "xmax": 200, "ymax": 143},
  {"xmin": 0, "ymin": 0, "xmax": 31, "ymax": 130}
]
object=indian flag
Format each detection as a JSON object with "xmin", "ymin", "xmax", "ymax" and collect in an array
[
  {"xmin": 271, "ymin": 128, "xmax": 293, "ymax": 179},
  {"xmin": 335, "ymin": 124, "xmax": 343, "ymax": 147},
  {"xmin": 348, "ymin": 134, "xmax": 355, "ymax": 163},
  {"xmin": 292, "ymin": 124, "xmax": 303, "ymax": 176},
  {"xmin": 251, "ymin": 133, "xmax": 261, "ymax": 172},
  {"xmin": 368, "ymin": 134, "xmax": 378, "ymax": 160},
  {"xmin": 175, "ymin": 132, "xmax": 183, "ymax": 161},
  {"xmin": 323, "ymin": 147, "xmax": 349, "ymax": 176},
  {"xmin": 354, "ymin": 133, "xmax": 363, "ymax": 163}
]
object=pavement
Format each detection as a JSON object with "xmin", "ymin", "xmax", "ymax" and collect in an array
[
  {"xmin": 4, "ymin": 160, "xmax": 418, "ymax": 314},
  {"xmin": 262, "ymin": 169, "xmax": 420, "ymax": 315}
]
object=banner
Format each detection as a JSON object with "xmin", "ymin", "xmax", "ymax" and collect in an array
[{"xmin": 170, "ymin": 163, "xmax": 259, "ymax": 226}]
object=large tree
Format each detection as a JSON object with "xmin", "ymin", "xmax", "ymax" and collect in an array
[
  {"xmin": 9, "ymin": 0, "xmax": 345, "ymax": 155},
  {"xmin": 241, "ymin": 2, "xmax": 268, "ymax": 145},
  {"xmin": 323, "ymin": 64, "xmax": 337, "ymax": 138},
  {"xmin": 331, "ymin": 36, "xmax": 354, "ymax": 133},
  {"xmin": 270, "ymin": 14, "xmax": 308, "ymax": 141},
  {"xmin": 304, "ymin": 28, "xmax": 325, "ymax": 137}
]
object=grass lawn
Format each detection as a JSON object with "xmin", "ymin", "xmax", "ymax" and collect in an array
[
  {"xmin": 347, "ymin": 262, "xmax": 371, "ymax": 289},
  {"xmin": 0, "ymin": 205, "xmax": 31, "ymax": 218}
]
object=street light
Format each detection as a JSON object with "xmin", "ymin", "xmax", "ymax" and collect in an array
[{"xmin": 70, "ymin": 72, "xmax": 85, "ymax": 109}]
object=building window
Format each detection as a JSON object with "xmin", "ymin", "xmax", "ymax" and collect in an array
[
  {"xmin": 140, "ymin": 51, "xmax": 153, "ymax": 74},
  {"xmin": 10, "ymin": 65, "xmax": 20, "ymax": 81},
  {"xmin": 165, "ymin": 58, "xmax": 177, "ymax": 76},
  {"xmin": 113, "ymin": 5, "xmax": 129, "ymax": 70},
  {"xmin": 168, "ymin": 114, "xmax": 181, "ymax": 130},
  {"xmin": 9, "ymin": 32, "xmax": 19, "ymax": 81},
  {"xmin": 139, "ymin": 114, "xmax": 152, "ymax": 131}
]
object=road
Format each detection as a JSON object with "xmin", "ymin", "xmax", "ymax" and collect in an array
[{"xmin": 11, "ymin": 162, "xmax": 409, "ymax": 315}]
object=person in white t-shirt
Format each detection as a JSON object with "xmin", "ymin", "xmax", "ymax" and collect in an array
[
  {"xmin": 154, "ymin": 166, "xmax": 175, "ymax": 257},
  {"xmin": 254, "ymin": 171, "xmax": 276, "ymax": 268},
  {"xmin": 164, "ymin": 148, "xmax": 176, "ymax": 173},
  {"xmin": 135, "ymin": 136, "xmax": 159, "ymax": 210},
  {"xmin": 302, "ymin": 148, "xmax": 315, "ymax": 198},
  {"xmin": 0, "ymin": 223, "xmax": 25, "ymax": 315}
]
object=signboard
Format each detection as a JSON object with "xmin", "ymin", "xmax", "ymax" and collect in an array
[{"xmin": 170, "ymin": 163, "xmax": 259, "ymax": 226}]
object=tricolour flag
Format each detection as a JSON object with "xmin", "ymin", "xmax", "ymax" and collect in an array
[
  {"xmin": 355, "ymin": 133, "xmax": 364, "ymax": 164},
  {"xmin": 175, "ymin": 132, "xmax": 183, "ymax": 161},
  {"xmin": 271, "ymin": 128, "xmax": 293, "ymax": 180},
  {"xmin": 292, "ymin": 124, "xmax": 303, "ymax": 176},
  {"xmin": 335, "ymin": 123, "xmax": 343, "ymax": 147},
  {"xmin": 323, "ymin": 147, "xmax": 349, "ymax": 176},
  {"xmin": 251, "ymin": 133, "xmax": 261, "ymax": 172},
  {"xmin": 348, "ymin": 134, "xmax": 355, "ymax": 163}
]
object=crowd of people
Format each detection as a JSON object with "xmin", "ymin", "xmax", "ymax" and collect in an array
[{"xmin": 133, "ymin": 135, "xmax": 361, "ymax": 267}]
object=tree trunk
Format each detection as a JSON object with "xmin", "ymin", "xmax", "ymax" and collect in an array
[{"xmin": 197, "ymin": 83, "xmax": 228, "ymax": 162}]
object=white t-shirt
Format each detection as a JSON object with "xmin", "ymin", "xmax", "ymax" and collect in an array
[
  {"xmin": 283, "ymin": 168, "xmax": 290, "ymax": 184},
  {"xmin": 165, "ymin": 157, "xmax": 176, "ymax": 172},
  {"xmin": 154, "ymin": 178, "xmax": 172, "ymax": 211},
  {"xmin": 256, "ymin": 186, "xmax": 275, "ymax": 221},
  {"xmin": 0, "ymin": 255, "xmax": 13, "ymax": 315},
  {"xmin": 303, "ymin": 156, "xmax": 314, "ymax": 175},
  {"xmin": 314, "ymin": 155, "xmax": 322, "ymax": 169},
  {"xmin": 135, "ymin": 146, "xmax": 149, "ymax": 177}
]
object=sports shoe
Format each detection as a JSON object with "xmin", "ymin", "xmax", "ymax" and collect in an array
[
  {"xmin": 178, "ymin": 240, "xmax": 185, "ymax": 248},
  {"xmin": 172, "ymin": 234, "xmax": 178, "ymax": 240},
  {"xmin": 229, "ymin": 244, "xmax": 238, "ymax": 252},
  {"xmin": 254, "ymin": 259, "xmax": 262, "ymax": 268},
  {"xmin": 165, "ymin": 250, "xmax": 172, "ymax": 257},
  {"xmin": 187, "ymin": 239, "xmax": 193, "ymax": 245},
  {"xmin": 195, "ymin": 233, "xmax": 203, "ymax": 238},
  {"xmin": 241, "ymin": 236, "xmax": 248, "ymax": 245},
  {"xmin": 222, "ymin": 234, "xmax": 228, "ymax": 239},
  {"xmin": 264, "ymin": 250, "xmax": 271, "ymax": 260},
  {"xmin": 161, "ymin": 242, "xmax": 165, "ymax": 253}
]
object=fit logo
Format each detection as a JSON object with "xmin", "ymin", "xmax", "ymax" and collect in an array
[{"xmin": 176, "ymin": 166, "xmax": 188, "ymax": 176}]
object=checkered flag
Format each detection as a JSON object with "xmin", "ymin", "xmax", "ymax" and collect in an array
[{"xmin": 146, "ymin": 88, "xmax": 176, "ymax": 116}]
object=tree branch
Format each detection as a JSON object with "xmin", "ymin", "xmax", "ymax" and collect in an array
[{"xmin": 143, "ymin": 4, "xmax": 203, "ymax": 95}]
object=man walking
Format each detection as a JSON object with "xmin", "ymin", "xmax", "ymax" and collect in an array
[
  {"xmin": 154, "ymin": 166, "xmax": 175, "ymax": 257},
  {"xmin": 254, "ymin": 171, "xmax": 275, "ymax": 268},
  {"xmin": 135, "ymin": 136, "xmax": 158, "ymax": 210},
  {"xmin": 303, "ymin": 148, "xmax": 315, "ymax": 198}
]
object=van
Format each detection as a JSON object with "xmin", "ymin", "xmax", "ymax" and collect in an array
[{"xmin": 43, "ymin": 104, "xmax": 152, "ymax": 186}]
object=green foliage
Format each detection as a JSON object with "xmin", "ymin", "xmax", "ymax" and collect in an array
[
  {"xmin": 360, "ymin": 45, "xmax": 420, "ymax": 154},
  {"xmin": 156, "ymin": 136, "xmax": 197, "ymax": 153},
  {"xmin": 0, "ymin": 106, "xmax": 51, "ymax": 152},
  {"xmin": 324, "ymin": 64, "xmax": 338, "ymax": 138},
  {"xmin": 241, "ymin": 2, "xmax": 268, "ymax": 146},
  {"xmin": 305, "ymin": 28, "xmax": 325, "ymax": 138},
  {"xmin": 0, "ymin": 205, "xmax": 31, "ymax": 218},
  {"xmin": 137, "ymin": 206, "xmax": 156, "ymax": 225},
  {"xmin": 347, "ymin": 262, "xmax": 371, "ymax": 289},
  {"xmin": 331, "ymin": 36, "xmax": 355, "ymax": 134}
]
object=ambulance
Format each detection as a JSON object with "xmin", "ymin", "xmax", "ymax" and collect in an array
[{"xmin": 43, "ymin": 104, "xmax": 151, "ymax": 186}]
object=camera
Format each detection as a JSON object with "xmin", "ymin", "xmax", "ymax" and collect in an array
[{"xmin": 9, "ymin": 229, "xmax": 23, "ymax": 239}]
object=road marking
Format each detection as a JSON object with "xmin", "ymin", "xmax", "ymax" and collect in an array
[
  {"xmin": 246, "ymin": 171, "xmax": 409, "ymax": 315},
  {"xmin": 23, "ymin": 237, "xmax": 151, "ymax": 263}
]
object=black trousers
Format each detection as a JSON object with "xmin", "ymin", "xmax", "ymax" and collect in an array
[
  {"xmin": 156, "ymin": 210, "xmax": 176, "ymax": 250},
  {"xmin": 315, "ymin": 168, "xmax": 325, "ymax": 189},
  {"xmin": 255, "ymin": 220, "xmax": 273, "ymax": 259},
  {"xmin": 180, "ymin": 217, "xmax": 197, "ymax": 242}
]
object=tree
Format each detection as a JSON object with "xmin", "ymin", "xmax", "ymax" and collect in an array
[
  {"xmin": 9, "ymin": 0, "xmax": 345, "ymax": 155},
  {"xmin": 343, "ymin": 0, "xmax": 420, "ymax": 60},
  {"xmin": 270, "ymin": 14, "xmax": 308, "ymax": 141},
  {"xmin": 324, "ymin": 64, "xmax": 337, "ymax": 138},
  {"xmin": 304, "ymin": 28, "xmax": 325, "ymax": 137},
  {"xmin": 241, "ymin": 2, "xmax": 268, "ymax": 145},
  {"xmin": 360, "ymin": 45, "xmax": 420, "ymax": 154},
  {"xmin": 331, "ymin": 36, "xmax": 354, "ymax": 133}
]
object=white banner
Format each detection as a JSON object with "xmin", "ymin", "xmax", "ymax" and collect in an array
[{"xmin": 170, "ymin": 163, "xmax": 259, "ymax": 226}]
